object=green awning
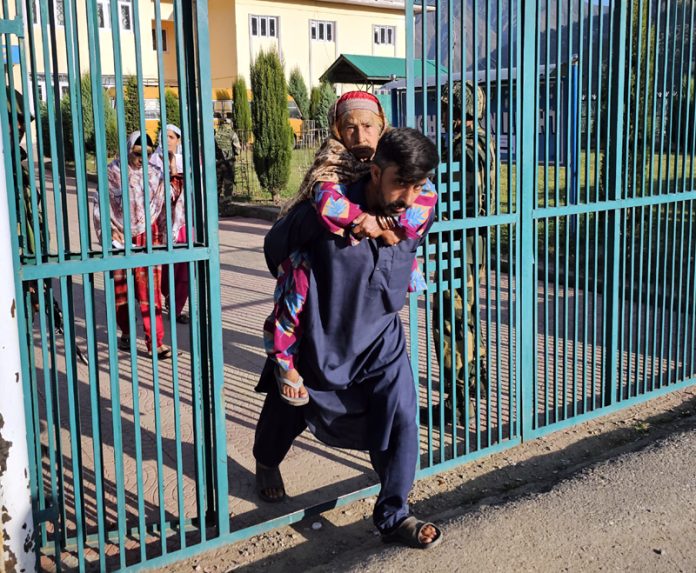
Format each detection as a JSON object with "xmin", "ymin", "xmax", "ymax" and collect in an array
[{"xmin": 320, "ymin": 54, "xmax": 448, "ymax": 85}]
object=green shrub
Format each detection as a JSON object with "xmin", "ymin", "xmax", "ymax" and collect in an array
[
  {"xmin": 124, "ymin": 75, "xmax": 141, "ymax": 136},
  {"xmin": 232, "ymin": 76, "xmax": 252, "ymax": 133},
  {"xmin": 309, "ymin": 81, "xmax": 336, "ymax": 129},
  {"xmin": 250, "ymin": 50, "xmax": 293, "ymax": 202},
  {"xmin": 287, "ymin": 67, "xmax": 309, "ymax": 119}
]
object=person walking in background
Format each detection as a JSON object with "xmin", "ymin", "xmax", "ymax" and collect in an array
[
  {"xmin": 428, "ymin": 81, "xmax": 496, "ymax": 425},
  {"xmin": 93, "ymin": 131, "xmax": 171, "ymax": 358},
  {"xmin": 154, "ymin": 124, "xmax": 190, "ymax": 324}
]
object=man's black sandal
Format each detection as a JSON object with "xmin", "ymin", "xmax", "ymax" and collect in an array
[
  {"xmin": 381, "ymin": 516, "xmax": 443, "ymax": 549},
  {"xmin": 256, "ymin": 462, "xmax": 286, "ymax": 503}
]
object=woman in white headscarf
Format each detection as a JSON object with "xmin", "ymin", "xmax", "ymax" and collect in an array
[
  {"xmin": 93, "ymin": 131, "xmax": 171, "ymax": 358},
  {"xmin": 154, "ymin": 123, "xmax": 190, "ymax": 323}
]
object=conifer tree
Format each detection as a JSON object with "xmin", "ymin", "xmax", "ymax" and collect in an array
[
  {"xmin": 232, "ymin": 76, "xmax": 252, "ymax": 133},
  {"xmin": 287, "ymin": 67, "xmax": 310, "ymax": 119},
  {"xmin": 250, "ymin": 50, "xmax": 293, "ymax": 202}
]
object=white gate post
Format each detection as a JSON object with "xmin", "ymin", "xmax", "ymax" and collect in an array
[{"xmin": 0, "ymin": 128, "xmax": 36, "ymax": 572}]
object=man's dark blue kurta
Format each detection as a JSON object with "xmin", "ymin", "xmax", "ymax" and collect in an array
[{"xmin": 254, "ymin": 176, "xmax": 434, "ymax": 532}]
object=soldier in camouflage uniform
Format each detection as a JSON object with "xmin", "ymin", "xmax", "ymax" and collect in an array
[
  {"xmin": 215, "ymin": 120, "xmax": 241, "ymax": 202},
  {"xmin": 430, "ymin": 81, "xmax": 496, "ymax": 424}
]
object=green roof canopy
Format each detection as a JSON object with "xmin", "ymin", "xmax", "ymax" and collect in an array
[{"xmin": 320, "ymin": 54, "xmax": 448, "ymax": 85}]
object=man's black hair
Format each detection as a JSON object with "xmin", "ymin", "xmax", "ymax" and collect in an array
[{"xmin": 373, "ymin": 127, "xmax": 439, "ymax": 183}]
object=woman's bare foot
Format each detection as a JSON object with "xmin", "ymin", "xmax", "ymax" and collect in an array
[{"xmin": 280, "ymin": 368, "xmax": 307, "ymax": 398}]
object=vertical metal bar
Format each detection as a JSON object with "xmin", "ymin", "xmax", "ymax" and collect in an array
[
  {"xmin": 457, "ymin": 0, "xmax": 467, "ymax": 451},
  {"xmin": 604, "ymin": 0, "xmax": 629, "ymax": 407},
  {"xmin": 680, "ymin": 1, "xmax": 696, "ymax": 382},
  {"xmin": 675, "ymin": 0, "xmax": 695, "ymax": 384},
  {"xmin": 520, "ymin": 0, "xmax": 538, "ymax": 439},
  {"xmin": 80, "ymin": 273, "xmax": 105, "ymax": 570},
  {"xmin": 507, "ymin": 0, "xmax": 515, "ymax": 440},
  {"xmin": 34, "ymin": 279, "xmax": 62, "ymax": 561},
  {"xmin": 123, "ymin": 270, "xmax": 147, "ymax": 563},
  {"xmin": 195, "ymin": 0, "xmax": 231, "ymax": 535},
  {"xmin": 650, "ymin": 0, "xmax": 671, "ymax": 391},
  {"xmin": 56, "ymin": 276, "xmax": 85, "ymax": 570},
  {"xmin": 61, "ymin": 0, "xmax": 89, "ymax": 258},
  {"xmin": 154, "ymin": 0, "xmax": 173, "ymax": 250},
  {"xmin": 405, "ymin": 0, "xmax": 415, "ymax": 127},
  {"xmin": 572, "ymin": 0, "xmax": 584, "ymax": 412},
  {"xmin": 484, "ymin": 0, "xmax": 492, "ymax": 445},
  {"xmin": 172, "ymin": 0, "xmax": 195, "ymax": 248},
  {"xmin": 178, "ymin": 6, "xmax": 208, "ymax": 540},
  {"xmin": 145, "ymin": 264, "xmax": 168, "ymax": 555},
  {"xmin": 658, "ymin": 1, "xmax": 679, "ymax": 388},
  {"xmin": 543, "ymin": 0, "xmax": 551, "ymax": 425},
  {"xmin": 433, "ymin": 0, "xmax": 447, "ymax": 459},
  {"xmin": 665, "ymin": 1, "xmax": 688, "ymax": 387},
  {"xmin": 107, "ymin": 0, "xmax": 134, "ymax": 257},
  {"xmin": 131, "ymin": 0, "xmax": 153, "ymax": 253},
  {"xmin": 641, "ymin": 0, "xmax": 657, "ymax": 395},
  {"xmin": 471, "ymin": 0, "xmax": 482, "ymax": 449},
  {"xmin": 495, "ymin": 0, "xmax": 503, "ymax": 443}
]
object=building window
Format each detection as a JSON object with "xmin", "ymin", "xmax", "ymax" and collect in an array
[
  {"xmin": 152, "ymin": 28, "xmax": 168, "ymax": 52},
  {"xmin": 96, "ymin": 0, "xmax": 108, "ymax": 28},
  {"xmin": 94, "ymin": 0, "xmax": 132, "ymax": 30},
  {"xmin": 55, "ymin": 0, "xmax": 65, "ymax": 26},
  {"xmin": 36, "ymin": 81, "xmax": 46, "ymax": 102},
  {"xmin": 250, "ymin": 15, "xmax": 278, "ymax": 38},
  {"xmin": 374, "ymin": 25, "xmax": 395, "ymax": 46},
  {"xmin": 59, "ymin": 81, "xmax": 70, "ymax": 100},
  {"xmin": 310, "ymin": 20, "xmax": 334, "ymax": 42},
  {"xmin": 119, "ymin": 0, "xmax": 132, "ymax": 31}
]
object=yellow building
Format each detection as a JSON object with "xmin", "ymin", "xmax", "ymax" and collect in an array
[
  {"xmin": 23, "ymin": 0, "xmax": 176, "ymax": 117},
  {"xmin": 207, "ymin": 0, "xmax": 409, "ymax": 95}
]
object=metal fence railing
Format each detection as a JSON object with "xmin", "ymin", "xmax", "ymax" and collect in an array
[{"xmin": 3, "ymin": 0, "xmax": 696, "ymax": 571}]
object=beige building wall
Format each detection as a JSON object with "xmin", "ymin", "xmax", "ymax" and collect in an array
[
  {"xmin": 230, "ymin": 0, "xmax": 406, "ymax": 93},
  {"xmin": 22, "ymin": 0, "xmax": 172, "ymax": 107},
  {"xmin": 208, "ymin": 0, "xmax": 239, "ymax": 92}
]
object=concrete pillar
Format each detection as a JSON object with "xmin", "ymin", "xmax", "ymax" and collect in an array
[{"xmin": 0, "ymin": 128, "xmax": 36, "ymax": 571}]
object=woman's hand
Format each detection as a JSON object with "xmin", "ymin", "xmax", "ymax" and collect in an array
[{"xmin": 351, "ymin": 213, "xmax": 383, "ymax": 239}]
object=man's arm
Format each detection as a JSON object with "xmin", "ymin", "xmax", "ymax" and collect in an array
[{"xmin": 264, "ymin": 201, "xmax": 323, "ymax": 277}]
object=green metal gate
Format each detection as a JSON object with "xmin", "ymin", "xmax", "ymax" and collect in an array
[
  {"xmin": 408, "ymin": 0, "xmax": 696, "ymax": 477},
  {"xmin": 1, "ymin": 0, "xmax": 228, "ymax": 569},
  {"xmin": 3, "ymin": 0, "xmax": 696, "ymax": 570}
]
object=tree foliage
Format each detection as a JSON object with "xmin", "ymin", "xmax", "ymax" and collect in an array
[
  {"xmin": 309, "ymin": 82, "xmax": 336, "ymax": 130},
  {"xmin": 232, "ymin": 76, "xmax": 252, "ymax": 133},
  {"xmin": 40, "ymin": 73, "xmax": 118, "ymax": 160},
  {"xmin": 287, "ymin": 67, "xmax": 310, "ymax": 119},
  {"xmin": 250, "ymin": 50, "xmax": 293, "ymax": 201},
  {"xmin": 157, "ymin": 88, "xmax": 181, "ymax": 139},
  {"xmin": 124, "ymin": 75, "xmax": 141, "ymax": 136}
]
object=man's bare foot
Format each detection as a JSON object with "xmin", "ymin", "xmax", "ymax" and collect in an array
[
  {"xmin": 418, "ymin": 524, "xmax": 438, "ymax": 544},
  {"xmin": 381, "ymin": 516, "xmax": 443, "ymax": 549}
]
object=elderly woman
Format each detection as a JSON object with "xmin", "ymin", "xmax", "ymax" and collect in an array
[
  {"xmin": 153, "ymin": 124, "xmax": 190, "ymax": 324},
  {"xmin": 261, "ymin": 91, "xmax": 437, "ymax": 408},
  {"xmin": 93, "ymin": 131, "xmax": 171, "ymax": 359}
]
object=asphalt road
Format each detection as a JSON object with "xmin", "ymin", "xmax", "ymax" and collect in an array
[{"xmin": 319, "ymin": 427, "xmax": 696, "ymax": 573}]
